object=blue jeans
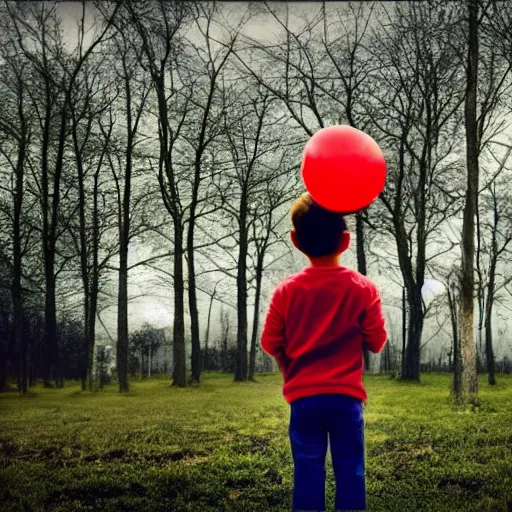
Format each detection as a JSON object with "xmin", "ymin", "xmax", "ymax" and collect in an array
[{"xmin": 289, "ymin": 394, "xmax": 366, "ymax": 512}]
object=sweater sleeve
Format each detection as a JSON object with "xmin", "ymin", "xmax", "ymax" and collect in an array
[
  {"xmin": 261, "ymin": 284, "xmax": 286, "ymax": 357},
  {"xmin": 362, "ymin": 283, "xmax": 387, "ymax": 354}
]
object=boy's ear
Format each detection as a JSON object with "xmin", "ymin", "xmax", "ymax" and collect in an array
[
  {"xmin": 339, "ymin": 231, "xmax": 351, "ymax": 253},
  {"xmin": 290, "ymin": 231, "xmax": 301, "ymax": 251}
]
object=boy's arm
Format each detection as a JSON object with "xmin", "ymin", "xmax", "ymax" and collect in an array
[
  {"xmin": 261, "ymin": 285, "xmax": 289, "ymax": 371},
  {"xmin": 362, "ymin": 284, "xmax": 387, "ymax": 354},
  {"xmin": 274, "ymin": 352, "xmax": 290, "ymax": 374}
]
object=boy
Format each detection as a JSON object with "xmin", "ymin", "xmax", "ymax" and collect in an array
[{"xmin": 261, "ymin": 193, "xmax": 387, "ymax": 512}]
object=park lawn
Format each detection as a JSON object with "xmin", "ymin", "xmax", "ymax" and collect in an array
[{"xmin": 1, "ymin": 373, "xmax": 511, "ymax": 512}]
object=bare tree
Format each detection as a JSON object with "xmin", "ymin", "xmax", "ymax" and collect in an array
[
  {"xmin": 247, "ymin": 166, "xmax": 300, "ymax": 380},
  {"xmin": 124, "ymin": 0, "xmax": 194, "ymax": 388},
  {"xmin": 0, "ymin": 22, "xmax": 34, "ymax": 393},
  {"xmin": 364, "ymin": 1, "xmax": 465, "ymax": 382},
  {"xmin": 177, "ymin": 3, "xmax": 247, "ymax": 383},
  {"xmin": 475, "ymin": 154, "xmax": 512, "ymax": 370},
  {"xmin": 95, "ymin": 19, "xmax": 152, "ymax": 393},
  {"xmin": 457, "ymin": 0, "xmax": 477, "ymax": 399},
  {"xmin": 471, "ymin": 2, "xmax": 512, "ymax": 384},
  {"xmin": 477, "ymin": 176, "xmax": 512, "ymax": 385},
  {"xmin": 4, "ymin": 1, "xmax": 118, "ymax": 387},
  {"xmin": 66, "ymin": 47, "xmax": 120, "ymax": 391},
  {"xmin": 448, "ymin": 273, "xmax": 462, "ymax": 393},
  {"xmin": 213, "ymin": 81, "xmax": 296, "ymax": 381},
  {"xmin": 456, "ymin": 0, "xmax": 512, "ymax": 403}
]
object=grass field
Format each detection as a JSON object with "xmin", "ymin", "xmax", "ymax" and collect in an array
[{"xmin": 1, "ymin": 372, "xmax": 512, "ymax": 512}]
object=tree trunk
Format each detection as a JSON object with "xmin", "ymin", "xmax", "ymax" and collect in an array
[
  {"xmin": 117, "ymin": 137, "xmax": 131, "ymax": 393},
  {"xmin": 235, "ymin": 201, "xmax": 248, "ymax": 382},
  {"xmin": 86, "ymin": 292, "xmax": 97, "ymax": 391},
  {"xmin": 481, "ymin": 185, "xmax": 500, "ymax": 386},
  {"xmin": 117, "ymin": 119, "xmax": 131, "ymax": 393},
  {"xmin": 475, "ymin": 179, "xmax": 485, "ymax": 372},
  {"xmin": 248, "ymin": 264, "xmax": 263, "ymax": 381},
  {"xmin": 28, "ymin": 320, "xmax": 38, "ymax": 387},
  {"xmin": 48, "ymin": 94, "xmax": 71, "ymax": 390},
  {"xmin": 172, "ymin": 224, "xmax": 187, "ymax": 387},
  {"xmin": 43, "ymin": 271, "xmax": 58, "ymax": 388},
  {"xmin": 402, "ymin": 286, "xmax": 423, "ymax": 382},
  {"xmin": 223, "ymin": 328, "xmax": 228, "ymax": 372},
  {"xmin": 453, "ymin": 325, "xmax": 462, "ymax": 397},
  {"xmin": 117, "ymin": 68, "xmax": 137, "ymax": 394},
  {"xmin": 355, "ymin": 213, "xmax": 371, "ymax": 371},
  {"xmin": 72, "ymin": 123, "xmax": 91, "ymax": 392},
  {"xmin": 204, "ymin": 288, "xmax": 216, "ymax": 371},
  {"xmin": 484, "ymin": 287, "xmax": 496, "ymax": 386},
  {"xmin": 395, "ymin": 211, "xmax": 425, "ymax": 383},
  {"xmin": 77, "ymin": 179, "xmax": 89, "ymax": 392},
  {"xmin": 13, "ymin": 289, "xmax": 25, "ymax": 394},
  {"xmin": 187, "ymin": 208, "xmax": 201, "ymax": 384},
  {"xmin": 151, "ymin": 71, "xmax": 187, "ymax": 388},
  {"xmin": 0, "ymin": 338, "xmax": 7, "ymax": 392},
  {"xmin": 40, "ymin": 64, "xmax": 55, "ymax": 389},
  {"xmin": 187, "ymin": 71, "xmax": 217, "ymax": 384},
  {"xmin": 13, "ymin": 121, "xmax": 27, "ymax": 394},
  {"xmin": 457, "ymin": 0, "xmax": 479, "ymax": 404},
  {"xmin": 117, "ymin": 245, "xmax": 129, "ymax": 391},
  {"xmin": 484, "ymin": 317, "xmax": 495, "ymax": 385},
  {"xmin": 476, "ymin": 290, "xmax": 484, "ymax": 372},
  {"xmin": 82, "ymin": 305, "xmax": 89, "ymax": 391},
  {"xmin": 86, "ymin": 170, "xmax": 101, "ymax": 392},
  {"xmin": 401, "ymin": 286, "xmax": 407, "ymax": 377},
  {"xmin": 447, "ymin": 285, "xmax": 461, "ymax": 394}
]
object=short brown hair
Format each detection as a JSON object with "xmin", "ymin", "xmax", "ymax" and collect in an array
[{"xmin": 290, "ymin": 193, "xmax": 347, "ymax": 258}]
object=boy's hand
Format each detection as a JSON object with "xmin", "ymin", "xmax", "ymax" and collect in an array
[{"xmin": 275, "ymin": 351, "xmax": 291, "ymax": 374}]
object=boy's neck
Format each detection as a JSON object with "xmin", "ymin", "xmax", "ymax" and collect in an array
[{"xmin": 308, "ymin": 254, "xmax": 341, "ymax": 267}]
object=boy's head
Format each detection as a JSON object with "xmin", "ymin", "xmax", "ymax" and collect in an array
[{"xmin": 290, "ymin": 193, "xmax": 350, "ymax": 259}]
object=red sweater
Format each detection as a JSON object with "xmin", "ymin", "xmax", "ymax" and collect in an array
[{"xmin": 261, "ymin": 266, "xmax": 387, "ymax": 404}]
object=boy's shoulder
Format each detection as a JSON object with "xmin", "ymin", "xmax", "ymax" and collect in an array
[
  {"xmin": 274, "ymin": 273, "xmax": 299, "ymax": 291},
  {"xmin": 272, "ymin": 270, "xmax": 306, "ymax": 297},
  {"xmin": 347, "ymin": 271, "xmax": 381, "ymax": 300},
  {"xmin": 348, "ymin": 269, "xmax": 378, "ymax": 289},
  {"xmin": 276, "ymin": 267, "xmax": 378, "ymax": 291}
]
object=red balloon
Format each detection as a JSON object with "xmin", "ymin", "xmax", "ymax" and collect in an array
[{"xmin": 301, "ymin": 125, "xmax": 386, "ymax": 213}]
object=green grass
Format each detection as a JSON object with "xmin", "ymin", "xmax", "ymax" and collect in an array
[{"xmin": 1, "ymin": 373, "xmax": 511, "ymax": 511}]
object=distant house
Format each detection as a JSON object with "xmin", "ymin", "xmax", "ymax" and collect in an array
[
  {"xmin": 148, "ymin": 333, "xmax": 173, "ymax": 375},
  {"xmin": 93, "ymin": 328, "xmax": 175, "ymax": 381},
  {"xmin": 91, "ymin": 338, "xmax": 115, "ymax": 386}
]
